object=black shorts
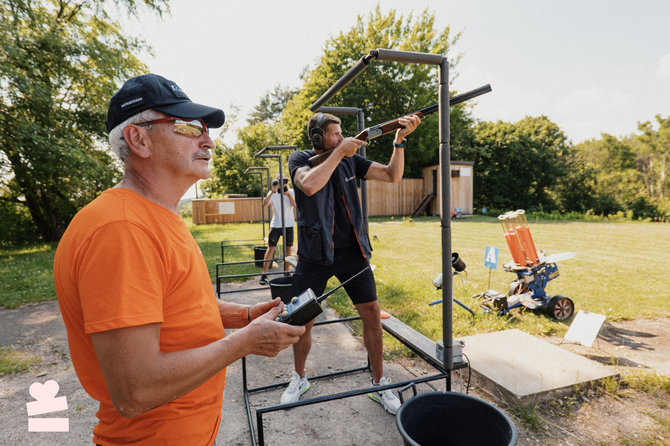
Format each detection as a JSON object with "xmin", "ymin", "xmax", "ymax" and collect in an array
[
  {"xmin": 268, "ymin": 227, "xmax": 294, "ymax": 247},
  {"xmin": 291, "ymin": 247, "xmax": 377, "ymax": 305}
]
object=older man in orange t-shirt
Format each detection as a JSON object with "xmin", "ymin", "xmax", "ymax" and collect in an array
[{"xmin": 54, "ymin": 74, "xmax": 304, "ymax": 445}]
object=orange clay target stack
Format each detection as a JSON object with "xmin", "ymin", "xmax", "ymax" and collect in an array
[{"xmin": 498, "ymin": 210, "xmax": 538, "ymax": 267}]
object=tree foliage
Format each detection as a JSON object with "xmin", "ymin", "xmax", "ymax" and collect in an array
[
  {"xmin": 0, "ymin": 0, "xmax": 167, "ymax": 242},
  {"xmin": 206, "ymin": 5, "xmax": 474, "ymax": 193},
  {"xmin": 200, "ymin": 108, "xmax": 283, "ymax": 198},
  {"xmin": 201, "ymin": 87, "xmax": 298, "ymax": 197},
  {"xmin": 465, "ymin": 116, "xmax": 570, "ymax": 211},
  {"xmin": 568, "ymin": 115, "xmax": 670, "ymax": 218},
  {"xmin": 277, "ymin": 6, "xmax": 471, "ymax": 178},
  {"xmin": 247, "ymin": 85, "xmax": 298, "ymax": 125}
]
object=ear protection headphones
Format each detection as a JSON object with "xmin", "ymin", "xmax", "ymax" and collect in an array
[{"xmin": 309, "ymin": 113, "xmax": 327, "ymax": 150}]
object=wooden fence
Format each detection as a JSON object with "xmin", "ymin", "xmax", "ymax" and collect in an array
[
  {"xmin": 365, "ymin": 179, "xmax": 424, "ymax": 216},
  {"xmin": 192, "ymin": 197, "xmax": 264, "ymax": 224},
  {"xmin": 192, "ymin": 169, "xmax": 472, "ymax": 224}
]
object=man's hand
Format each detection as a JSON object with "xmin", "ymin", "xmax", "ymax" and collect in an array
[
  {"xmin": 244, "ymin": 301, "xmax": 305, "ymax": 357},
  {"xmin": 334, "ymin": 137, "xmax": 367, "ymax": 159},
  {"xmin": 396, "ymin": 114, "xmax": 422, "ymax": 140},
  {"xmin": 248, "ymin": 297, "xmax": 283, "ymax": 321}
]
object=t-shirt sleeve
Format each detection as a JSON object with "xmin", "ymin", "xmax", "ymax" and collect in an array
[
  {"xmin": 76, "ymin": 221, "xmax": 166, "ymax": 334},
  {"xmin": 354, "ymin": 154, "xmax": 373, "ymax": 179},
  {"xmin": 288, "ymin": 150, "xmax": 312, "ymax": 181}
]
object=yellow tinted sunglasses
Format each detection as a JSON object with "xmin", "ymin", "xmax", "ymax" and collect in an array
[{"xmin": 135, "ymin": 117, "xmax": 208, "ymax": 136}]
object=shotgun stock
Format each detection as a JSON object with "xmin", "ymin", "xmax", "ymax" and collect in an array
[{"xmin": 308, "ymin": 83, "xmax": 492, "ymax": 167}]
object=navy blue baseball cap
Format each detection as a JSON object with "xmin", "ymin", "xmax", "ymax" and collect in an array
[{"xmin": 106, "ymin": 73, "xmax": 225, "ymax": 132}]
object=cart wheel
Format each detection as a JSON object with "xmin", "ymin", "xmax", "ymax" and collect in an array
[
  {"xmin": 508, "ymin": 280, "xmax": 528, "ymax": 296},
  {"xmin": 547, "ymin": 295, "xmax": 574, "ymax": 320}
]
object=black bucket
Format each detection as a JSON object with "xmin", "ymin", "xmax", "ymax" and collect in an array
[
  {"xmin": 269, "ymin": 275, "xmax": 293, "ymax": 304},
  {"xmin": 396, "ymin": 391, "xmax": 517, "ymax": 446},
  {"xmin": 253, "ymin": 245, "xmax": 267, "ymax": 268}
]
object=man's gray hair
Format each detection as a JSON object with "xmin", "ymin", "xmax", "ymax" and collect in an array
[{"xmin": 108, "ymin": 109, "xmax": 162, "ymax": 162}]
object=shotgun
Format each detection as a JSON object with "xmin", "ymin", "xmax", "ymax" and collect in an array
[{"xmin": 308, "ymin": 83, "xmax": 492, "ymax": 167}]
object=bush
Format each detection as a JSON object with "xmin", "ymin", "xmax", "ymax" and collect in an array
[
  {"xmin": 0, "ymin": 200, "xmax": 40, "ymax": 247},
  {"xmin": 588, "ymin": 193, "xmax": 622, "ymax": 217},
  {"xmin": 626, "ymin": 196, "xmax": 660, "ymax": 220}
]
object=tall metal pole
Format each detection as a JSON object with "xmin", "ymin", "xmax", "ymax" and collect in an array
[
  {"xmin": 259, "ymin": 175, "xmax": 265, "ymax": 240},
  {"xmin": 277, "ymin": 156, "xmax": 287, "ymax": 272},
  {"xmin": 357, "ymin": 109, "xmax": 369, "ymax": 233},
  {"xmin": 245, "ymin": 167, "xmax": 270, "ymax": 240},
  {"xmin": 439, "ymin": 58, "xmax": 454, "ymax": 381}
]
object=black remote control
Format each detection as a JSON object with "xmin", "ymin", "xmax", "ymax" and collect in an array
[{"xmin": 275, "ymin": 266, "xmax": 371, "ymax": 325}]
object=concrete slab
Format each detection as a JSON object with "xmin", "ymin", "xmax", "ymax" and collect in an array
[{"xmin": 461, "ymin": 329, "xmax": 618, "ymax": 407}]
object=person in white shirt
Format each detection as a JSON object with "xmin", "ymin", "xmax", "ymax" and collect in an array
[{"xmin": 260, "ymin": 176, "xmax": 297, "ymax": 285}]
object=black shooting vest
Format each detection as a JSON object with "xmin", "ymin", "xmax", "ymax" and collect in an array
[{"xmin": 288, "ymin": 150, "xmax": 372, "ymax": 266}]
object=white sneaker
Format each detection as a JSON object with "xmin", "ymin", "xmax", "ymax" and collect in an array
[
  {"xmin": 368, "ymin": 376, "xmax": 401, "ymax": 415},
  {"xmin": 280, "ymin": 371, "xmax": 310, "ymax": 404}
]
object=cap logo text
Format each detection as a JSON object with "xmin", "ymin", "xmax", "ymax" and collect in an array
[{"xmin": 120, "ymin": 97, "xmax": 143, "ymax": 109}]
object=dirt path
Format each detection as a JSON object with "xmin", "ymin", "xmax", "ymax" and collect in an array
[{"xmin": 1, "ymin": 291, "xmax": 669, "ymax": 445}]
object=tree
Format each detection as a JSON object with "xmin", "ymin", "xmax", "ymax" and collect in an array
[
  {"xmin": 634, "ymin": 115, "xmax": 669, "ymax": 199},
  {"xmin": 200, "ymin": 100, "xmax": 291, "ymax": 197},
  {"xmin": 276, "ymin": 6, "xmax": 471, "ymax": 178},
  {"xmin": 247, "ymin": 85, "xmax": 298, "ymax": 125},
  {"xmin": 466, "ymin": 116, "xmax": 570, "ymax": 211},
  {"xmin": 569, "ymin": 116, "xmax": 670, "ymax": 218},
  {"xmin": 0, "ymin": 0, "xmax": 167, "ymax": 242}
]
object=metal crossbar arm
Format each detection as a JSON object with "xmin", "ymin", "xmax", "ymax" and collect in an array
[
  {"xmin": 374, "ymin": 48, "xmax": 444, "ymax": 65},
  {"xmin": 254, "ymin": 145, "xmax": 296, "ymax": 158},
  {"xmin": 217, "ymin": 270, "xmax": 293, "ymax": 280},
  {"xmin": 245, "ymin": 166, "xmax": 270, "ymax": 184},
  {"xmin": 310, "ymin": 49, "xmax": 446, "ymax": 111},
  {"xmin": 315, "ymin": 106, "xmax": 361, "ymax": 115},
  {"xmin": 309, "ymin": 53, "xmax": 376, "ymax": 111}
]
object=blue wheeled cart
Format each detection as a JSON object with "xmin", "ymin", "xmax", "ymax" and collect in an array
[{"xmin": 480, "ymin": 251, "xmax": 577, "ymax": 320}]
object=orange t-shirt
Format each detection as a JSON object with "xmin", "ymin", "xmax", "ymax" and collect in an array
[{"xmin": 54, "ymin": 188, "xmax": 226, "ymax": 445}]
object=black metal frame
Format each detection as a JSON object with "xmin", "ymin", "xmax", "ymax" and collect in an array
[
  {"xmin": 244, "ymin": 166, "xmax": 271, "ymax": 240},
  {"xmin": 309, "ymin": 48, "xmax": 455, "ymax": 371},
  {"xmin": 214, "ymin": 154, "xmax": 297, "ymax": 297},
  {"xmin": 240, "ymin": 48, "xmax": 473, "ymax": 445},
  {"xmin": 254, "ymin": 145, "xmax": 296, "ymax": 271},
  {"xmin": 241, "ymin": 315, "xmax": 465, "ymax": 445}
]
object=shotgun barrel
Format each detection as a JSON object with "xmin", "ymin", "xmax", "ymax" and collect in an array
[{"xmin": 308, "ymin": 84, "xmax": 492, "ymax": 167}]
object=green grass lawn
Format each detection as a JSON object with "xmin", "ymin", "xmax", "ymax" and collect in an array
[
  {"xmin": 0, "ymin": 243, "xmax": 58, "ymax": 308},
  {"xmin": 3, "ymin": 216, "xmax": 669, "ymax": 358}
]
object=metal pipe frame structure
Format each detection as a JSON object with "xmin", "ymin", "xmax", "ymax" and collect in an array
[
  {"xmin": 313, "ymin": 106, "xmax": 369, "ymax": 231},
  {"xmin": 215, "ymin": 164, "xmax": 285, "ymax": 297},
  {"xmin": 309, "ymin": 48, "xmax": 454, "ymax": 373},
  {"xmin": 241, "ymin": 49, "xmax": 463, "ymax": 445},
  {"xmin": 244, "ymin": 166, "xmax": 269, "ymax": 240},
  {"xmin": 241, "ymin": 314, "xmax": 457, "ymax": 446},
  {"xmin": 254, "ymin": 145, "xmax": 296, "ymax": 276},
  {"xmin": 244, "ymin": 166, "xmax": 270, "ymax": 240}
]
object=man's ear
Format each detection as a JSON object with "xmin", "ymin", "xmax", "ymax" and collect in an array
[{"xmin": 122, "ymin": 125, "xmax": 152, "ymax": 159}]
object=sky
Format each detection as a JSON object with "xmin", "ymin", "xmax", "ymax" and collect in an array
[{"xmin": 122, "ymin": 0, "xmax": 670, "ymax": 195}]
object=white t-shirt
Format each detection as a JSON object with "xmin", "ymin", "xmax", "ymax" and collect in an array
[{"xmin": 269, "ymin": 189, "xmax": 295, "ymax": 228}]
